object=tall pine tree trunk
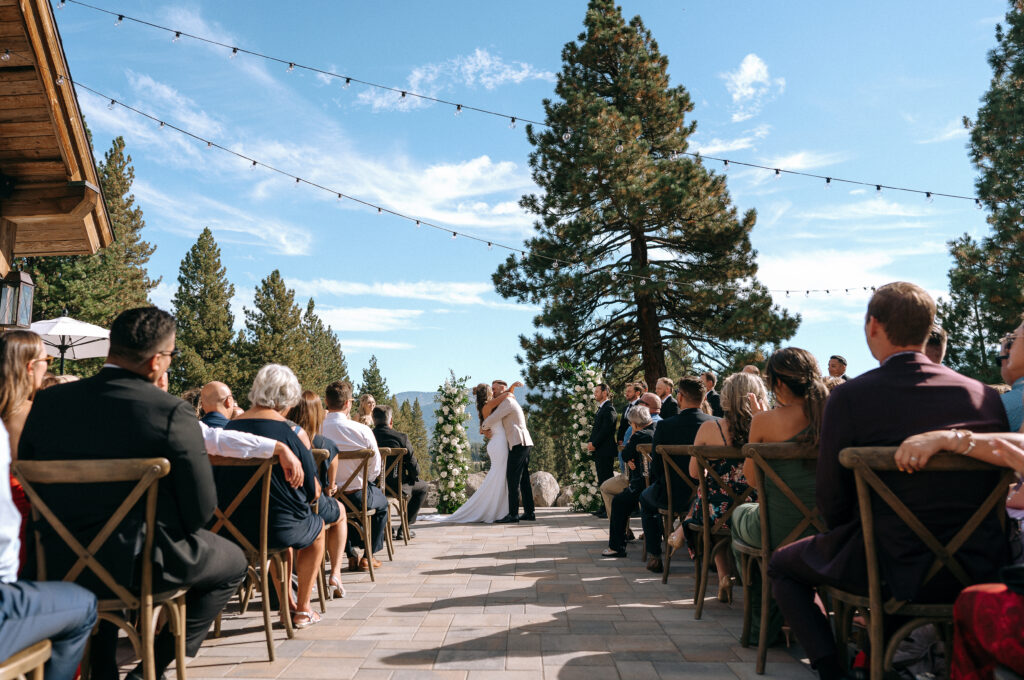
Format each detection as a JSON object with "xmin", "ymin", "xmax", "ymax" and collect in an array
[{"xmin": 630, "ymin": 226, "xmax": 666, "ymax": 383}]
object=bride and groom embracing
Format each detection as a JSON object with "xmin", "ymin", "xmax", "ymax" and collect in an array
[{"xmin": 433, "ymin": 379, "xmax": 534, "ymax": 524}]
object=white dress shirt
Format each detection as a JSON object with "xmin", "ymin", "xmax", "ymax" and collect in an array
[
  {"xmin": 199, "ymin": 420, "xmax": 276, "ymax": 459},
  {"xmin": 322, "ymin": 411, "xmax": 381, "ymax": 493},
  {"xmin": 0, "ymin": 424, "xmax": 19, "ymax": 582}
]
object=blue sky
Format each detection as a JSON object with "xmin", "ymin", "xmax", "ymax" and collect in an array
[{"xmin": 55, "ymin": 1, "xmax": 1006, "ymax": 391}]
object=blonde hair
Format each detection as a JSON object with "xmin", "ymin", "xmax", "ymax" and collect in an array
[
  {"xmin": 0, "ymin": 331, "xmax": 43, "ymax": 424},
  {"xmin": 719, "ymin": 372, "xmax": 767, "ymax": 448},
  {"xmin": 287, "ymin": 390, "xmax": 326, "ymax": 442},
  {"xmin": 357, "ymin": 393, "xmax": 376, "ymax": 427}
]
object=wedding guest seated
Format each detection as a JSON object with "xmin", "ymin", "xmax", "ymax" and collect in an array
[
  {"xmin": 322, "ymin": 380, "xmax": 387, "ymax": 572},
  {"xmin": 1, "ymin": 421, "xmax": 97, "ymax": 680},
  {"xmin": 38, "ymin": 373, "xmax": 77, "ymax": 390},
  {"xmin": 200, "ymin": 381, "xmax": 236, "ymax": 428},
  {"xmin": 640, "ymin": 376, "xmax": 715, "ymax": 572},
  {"xmin": 678, "ymin": 371, "xmax": 766, "ymax": 602},
  {"xmin": 20, "ymin": 307, "xmax": 248, "ymax": 680},
  {"xmin": 701, "ymin": 371, "xmax": 724, "ymax": 417},
  {"xmin": 181, "ymin": 386, "xmax": 202, "ymax": 417},
  {"xmin": 730, "ymin": 347, "xmax": 827, "ymax": 645},
  {"xmin": 0, "ymin": 331, "xmax": 51, "ymax": 573},
  {"xmin": 768, "ymin": 283, "xmax": 1009, "ymax": 680},
  {"xmin": 999, "ymin": 316, "xmax": 1024, "ymax": 431},
  {"xmin": 372, "ymin": 405, "xmax": 429, "ymax": 540},
  {"xmin": 356, "ymin": 393, "xmax": 376, "ymax": 428},
  {"xmin": 602, "ymin": 404, "xmax": 655, "ymax": 557},
  {"xmin": 743, "ymin": 365, "xmax": 761, "ymax": 377},
  {"xmin": 602, "ymin": 393, "xmax": 662, "ymax": 520},
  {"xmin": 925, "ymin": 324, "xmax": 948, "ymax": 364},
  {"xmin": 827, "ymin": 355, "xmax": 848, "ymax": 381},
  {"xmin": 221, "ymin": 364, "xmax": 325, "ymax": 628},
  {"xmin": 288, "ymin": 391, "xmax": 347, "ymax": 598},
  {"xmin": 656, "ymin": 378, "xmax": 678, "ymax": 418}
]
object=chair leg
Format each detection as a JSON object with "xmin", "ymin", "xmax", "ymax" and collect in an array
[
  {"xmin": 740, "ymin": 554, "xmax": 753, "ymax": 648},
  {"xmin": 869, "ymin": 611, "xmax": 883, "ymax": 680},
  {"xmin": 364, "ymin": 520, "xmax": 376, "ymax": 582},
  {"xmin": 316, "ymin": 562, "xmax": 328, "ymax": 614},
  {"xmin": 384, "ymin": 504, "xmax": 395, "ymax": 561},
  {"xmin": 259, "ymin": 558, "xmax": 276, "ymax": 661},
  {"xmin": 141, "ymin": 600, "xmax": 156, "ymax": 680},
  {"xmin": 400, "ymin": 496, "xmax": 410, "ymax": 545},
  {"xmin": 694, "ymin": 536, "xmax": 712, "ymax": 621},
  {"xmin": 756, "ymin": 556, "xmax": 771, "ymax": 675},
  {"xmin": 166, "ymin": 598, "xmax": 188, "ymax": 680},
  {"xmin": 661, "ymin": 512, "xmax": 673, "ymax": 585}
]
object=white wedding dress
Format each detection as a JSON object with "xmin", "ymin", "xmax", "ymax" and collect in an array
[{"xmin": 424, "ymin": 426, "xmax": 510, "ymax": 524}]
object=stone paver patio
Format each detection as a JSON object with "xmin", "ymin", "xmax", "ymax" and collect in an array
[{"xmin": 180, "ymin": 507, "xmax": 814, "ymax": 679}]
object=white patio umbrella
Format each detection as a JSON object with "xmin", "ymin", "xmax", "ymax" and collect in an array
[{"xmin": 30, "ymin": 316, "xmax": 110, "ymax": 374}]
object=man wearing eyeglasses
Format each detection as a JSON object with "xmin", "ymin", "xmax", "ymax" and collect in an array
[{"xmin": 1000, "ymin": 320, "xmax": 1024, "ymax": 431}]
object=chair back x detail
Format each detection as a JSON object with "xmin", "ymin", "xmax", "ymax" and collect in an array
[
  {"xmin": 826, "ymin": 447, "xmax": 1013, "ymax": 680},
  {"xmin": 333, "ymin": 448, "xmax": 379, "ymax": 581},
  {"xmin": 644, "ymin": 444, "xmax": 700, "ymax": 585},
  {"xmin": 13, "ymin": 458, "xmax": 188, "ymax": 680},
  {"xmin": 380, "ymin": 448, "xmax": 410, "ymax": 545}
]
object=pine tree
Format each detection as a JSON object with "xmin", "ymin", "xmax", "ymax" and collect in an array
[
  {"xmin": 493, "ymin": 0, "xmax": 797, "ymax": 401},
  {"xmin": 239, "ymin": 270, "xmax": 305, "ymax": 392},
  {"xmin": 357, "ymin": 354, "xmax": 391, "ymax": 403},
  {"xmin": 409, "ymin": 398, "xmax": 432, "ymax": 479},
  {"xmin": 169, "ymin": 227, "xmax": 236, "ymax": 393},
  {"xmin": 938, "ymin": 2, "xmax": 1024, "ymax": 383},
  {"xmin": 22, "ymin": 136, "xmax": 159, "ymax": 327},
  {"xmin": 297, "ymin": 298, "xmax": 349, "ymax": 395}
]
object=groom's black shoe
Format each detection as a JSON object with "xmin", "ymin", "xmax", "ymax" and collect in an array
[
  {"xmin": 519, "ymin": 513, "xmax": 536, "ymax": 521},
  {"xmin": 495, "ymin": 514, "xmax": 519, "ymax": 524}
]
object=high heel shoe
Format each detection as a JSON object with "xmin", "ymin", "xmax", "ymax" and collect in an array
[
  {"xmin": 328, "ymin": 575, "xmax": 346, "ymax": 599},
  {"xmin": 718, "ymin": 576, "xmax": 734, "ymax": 603},
  {"xmin": 666, "ymin": 526, "xmax": 685, "ymax": 557}
]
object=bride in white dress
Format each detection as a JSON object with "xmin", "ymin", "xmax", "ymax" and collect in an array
[{"xmin": 427, "ymin": 383, "xmax": 518, "ymax": 523}]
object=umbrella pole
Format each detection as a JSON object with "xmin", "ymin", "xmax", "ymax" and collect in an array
[{"xmin": 60, "ymin": 349, "xmax": 65, "ymax": 375}]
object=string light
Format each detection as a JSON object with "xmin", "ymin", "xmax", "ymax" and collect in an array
[
  {"xmin": 401, "ymin": 91, "xmax": 406, "ymax": 98},
  {"xmin": 876, "ymin": 184, "xmax": 882, "ymax": 195},
  {"xmin": 615, "ymin": 142, "xmax": 624, "ymax": 153},
  {"xmin": 63, "ymin": 80, "xmax": 899, "ymax": 298},
  {"xmin": 172, "ymin": 31, "xmax": 181, "ymax": 42},
  {"xmin": 114, "ymin": 14, "xmax": 122, "ymax": 26},
  {"xmin": 107, "ymin": 98, "xmax": 115, "ymax": 110},
  {"xmin": 230, "ymin": 47, "xmax": 238, "ymax": 59},
  {"xmin": 562, "ymin": 129, "xmax": 572, "ymax": 142},
  {"xmin": 287, "ymin": 62, "xmax": 295, "ymax": 73},
  {"xmin": 487, "ymin": 242, "xmax": 493, "ymax": 250},
  {"xmin": 455, "ymin": 104, "xmax": 462, "ymax": 116},
  {"xmin": 343, "ymin": 77, "xmax": 351, "ymax": 88},
  {"xmin": 925, "ymin": 191, "xmax": 933, "ymax": 203},
  {"xmin": 774, "ymin": 168, "xmax": 781, "ymax": 180},
  {"xmin": 1, "ymin": 49, "xmax": 9, "ymax": 62},
  {"xmin": 56, "ymin": 75, "xmax": 65, "ymax": 85},
  {"xmin": 824, "ymin": 177, "xmax": 831, "ymax": 190},
  {"xmin": 976, "ymin": 199, "xmax": 983, "ymax": 210},
  {"xmin": 509, "ymin": 117, "xmax": 516, "ymax": 129}
]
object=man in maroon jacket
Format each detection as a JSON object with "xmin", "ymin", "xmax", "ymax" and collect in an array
[{"xmin": 768, "ymin": 282, "xmax": 1009, "ymax": 680}]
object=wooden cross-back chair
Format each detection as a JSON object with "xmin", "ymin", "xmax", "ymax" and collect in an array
[
  {"xmin": 207, "ymin": 455, "xmax": 292, "ymax": 661},
  {"xmin": 689, "ymin": 445, "xmax": 752, "ymax": 620},
  {"xmin": 734, "ymin": 442, "xmax": 825, "ymax": 675},
  {"xmin": 333, "ymin": 449, "xmax": 378, "ymax": 581},
  {"xmin": 310, "ymin": 448, "xmax": 333, "ymax": 611},
  {"xmin": 380, "ymin": 448, "xmax": 409, "ymax": 546},
  {"xmin": 648, "ymin": 445, "xmax": 699, "ymax": 584},
  {"xmin": 634, "ymin": 444, "xmax": 658, "ymax": 561},
  {"xmin": 0, "ymin": 640, "xmax": 50, "ymax": 680},
  {"xmin": 13, "ymin": 458, "xmax": 188, "ymax": 680},
  {"xmin": 825, "ymin": 447, "xmax": 1013, "ymax": 680},
  {"xmin": 374, "ymin": 448, "xmax": 395, "ymax": 561}
]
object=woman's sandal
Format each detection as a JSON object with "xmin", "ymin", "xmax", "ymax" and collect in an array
[
  {"xmin": 666, "ymin": 526, "xmax": 685, "ymax": 557},
  {"xmin": 328, "ymin": 575, "xmax": 346, "ymax": 599},
  {"xmin": 292, "ymin": 609, "xmax": 321, "ymax": 629},
  {"xmin": 601, "ymin": 548, "xmax": 628, "ymax": 558}
]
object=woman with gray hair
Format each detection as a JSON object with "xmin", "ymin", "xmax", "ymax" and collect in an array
[
  {"xmin": 602, "ymin": 404, "xmax": 656, "ymax": 558},
  {"xmin": 219, "ymin": 364, "xmax": 325, "ymax": 628}
]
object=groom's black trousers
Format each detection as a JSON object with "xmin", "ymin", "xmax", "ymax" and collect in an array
[{"xmin": 506, "ymin": 444, "xmax": 534, "ymax": 517}]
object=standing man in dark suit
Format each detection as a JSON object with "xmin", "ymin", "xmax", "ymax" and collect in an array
[
  {"xmin": 588, "ymin": 384, "xmax": 618, "ymax": 518},
  {"xmin": 768, "ymin": 283, "xmax": 1010, "ymax": 680},
  {"xmin": 19, "ymin": 307, "xmax": 248, "ymax": 680},
  {"xmin": 617, "ymin": 383, "xmax": 641, "ymax": 446},
  {"xmin": 640, "ymin": 376, "xmax": 716, "ymax": 572},
  {"xmin": 371, "ymin": 405, "xmax": 429, "ymax": 539},
  {"xmin": 655, "ymin": 377, "xmax": 679, "ymax": 418},
  {"xmin": 700, "ymin": 371, "xmax": 724, "ymax": 417}
]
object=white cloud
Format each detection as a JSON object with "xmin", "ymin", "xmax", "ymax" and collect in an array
[
  {"xmin": 315, "ymin": 307, "xmax": 424, "ymax": 332},
  {"xmin": 125, "ymin": 70, "xmax": 223, "ymax": 138},
  {"xmin": 797, "ymin": 197, "xmax": 934, "ymax": 221},
  {"xmin": 131, "ymin": 180, "xmax": 314, "ymax": 255},
  {"xmin": 157, "ymin": 6, "xmax": 275, "ymax": 86},
  {"xmin": 693, "ymin": 124, "xmax": 771, "ymax": 155},
  {"xmin": 149, "ymin": 281, "xmax": 175, "ymax": 311},
  {"xmin": 287, "ymin": 278, "xmax": 531, "ymax": 310},
  {"xmin": 337, "ymin": 339, "xmax": 415, "ymax": 352},
  {"xmin": 737, "ymin": 150, "xmax": 846, "ymax": 187},
  {"xmin": 356, "ymin": 48, "xmax": 554, "ymax": 112},
  {"xmin": 721, "ymin": 54, "xmax": 785, "ymax": 122},
  {"xmin": 917, "ymin": 119, "xmax": 969, "ymax": 144}
]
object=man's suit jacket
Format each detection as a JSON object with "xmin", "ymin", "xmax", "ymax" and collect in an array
[
  {"xmin": 660, "ymin": 395, "xmax": 679, "ymax": 419},
  {"xmin": 617, "ymin": 399, "xmax": 639, "ymax": 443},
  {"xmin": 19, "ymin": 367, "xmax": 219, "ymax": 591},
  {"xmin": 809, "ymin": 352, "xmax": 1009, "ymax": 601},
  {"xmin": 589, "ymin": 401, "xmax": 618, "ymax": 462},
  {"xmin": 650, "ymin": 407, "xmax": 717, "ymax": 510},
  {"xmin": 373, "ymin": 425, "xmax": 420, "ymax": 487},
  {"xmin": 481, "ymin": 395, "xmax": 533, "ymax": 449},
  {"xmin": 705, "ymin": 390, "xmax": 724, "ymax": 418},
  {"xmin": 621, "ymin": 425, "xmax": 655, "ymax": 493}
]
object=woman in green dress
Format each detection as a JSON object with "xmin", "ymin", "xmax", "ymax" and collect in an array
[{"xmin": 731, "ymin": 347, "xmax": 829, "ymax": 646}]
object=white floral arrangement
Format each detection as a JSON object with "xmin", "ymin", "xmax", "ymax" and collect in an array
[
  {"xmin": 430, "ymin": 370, "xmax": 471, "ymax": 514},
  {"xmin": 563, "ymin": 361, "xmax": 602, "ymax": 512}
]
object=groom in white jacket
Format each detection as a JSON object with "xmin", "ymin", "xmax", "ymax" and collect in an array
[{"xmin": 482, "ymin": 380, "xmax": 535, "ymax": 523}]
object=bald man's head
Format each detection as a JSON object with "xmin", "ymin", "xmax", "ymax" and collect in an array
[{"xmin": 201, "ymin": 381, "xmax": 234, "ymax": 418}]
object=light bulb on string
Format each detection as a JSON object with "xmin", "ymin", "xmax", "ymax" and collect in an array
[
  {"xmin": 107, "ymin": 99, "xmax": 116, "ymax": 110},
  {"xmin": 294, "ymin": 177, "xmax": 300, "ymax": 186},
  {"xmin": 251, "ymin": 160, "xmax": 257, "ymax": 170},
  {"xmin": 455, "ymin": 104, "xmax": 462, "ymax": 116},
  {"xmin": 723, "ymin": 160, "xmax": 729, "ymax": 170},
  {"xmin": 230, "ymin": 47, "xmax": 238, "ymax": 59},
  {"xmin": 415, "ymin": 220, "xmax": 420, "ymax": 228},
  {"xmin": 785, "ymin": 291, "xmax": 790, "ymax": 297},
  {"xmin": 670, "ymin": 150, "xmax": 679, "ymax": 161},
  {"xmin": 206, "ymin": 141, "xmax": 212, "ymax": 148},
  {"xmin": 287, "ymin": 63, "xmax": 295, "ymax": 73},
  {"xmin": 400, "ymin": 91, "xmax": 406, "ymax": 99},
  {"xmin": 876, "ymin": 185, "xmax": 882, "ymax": 196},
  {"xmin": 774, "ymin": 168, "xmax": 782, "ymax": 180},
  {"xmin": 1019, "ymin": 207, "xmax": 1024, "ymax": 217},
  {"xmin": 925, "ymin": 192, "xmax": 933, "ymax": 204},
  {"xmin": 509, "ymin": 117, "xmax": 517, "ymax": 129},
  {"xmin": 56, "ymin": 75, "xmax": 65, "ymax": 85},
  {"xmin": 377, "ymin": 207, "xmax": 382, "ymax": 214},
  {"xmin": 343, "ymin": 77, "xmax": 351, "ymax": 89},
  {"xmin": 159, "ymin": 121, "xmax": 165, "ymax": 128},
  {"xmin": 451, "ymin": 232, "xmax": 457, "ymax": 240},
  {"xmin": 563, "ymin": 129, "xmax": 572, "ymax": 142},
  {"xmin": 975, "ymin": 199, "xmax": 983, "ymax": 210},
  {"xmin": 487, "ymin": 242, "xmax": 493, "ymax": 250},
  {"xmin": 173, "ymin": 31, "xmax": 181, "ymax": 43},
  {"xmin": 1, "ymin": 50, "xmax": 9, "ymax": 62},
  {"xmin": 114, "ymin": 15, "xmax": 123, "ymax": 26},
  {"xmin": 615, "ymin": 141, "xmax": 624, "ymax": 153},
  {"xmin": 56, "ymin": 0, "xmax": 65, "ymax": 8},
  {"xmin": 824, "ymin": 177, "xmax": 831, "ymax": 190}
]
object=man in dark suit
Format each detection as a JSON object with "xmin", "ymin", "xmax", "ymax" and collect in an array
[
  {"xmin": 640, "ymin": 376, "xmax": 716, "ymax": 572},
  {"xmin": 20, "ymin": 307, "xmax": 248, "ymax": 680},
  {"xmin": 655, "ymin": 377, "xmax": 679, "ymax": 418},
  {"xmin": 588, "ymin": 383, "xmax": 618, "ymax": 517},
  {"xmin": 768, "ymin": 283, "xmax": 1010, "ymax": 680},
  {"xmin": 700, "ymin": 371, "xmax": 724, "ymax": 417},
  {"xmin": 372, "ymin": 405, "xmax": 428, "ymax": 539},
  {"xmin": 617, "ymin": 382, "xmax": 641, "ymax": 445}
]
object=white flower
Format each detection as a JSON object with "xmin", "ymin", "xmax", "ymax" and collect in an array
[
  {"xmin": 574, "ymin": 453, "xmax": 580, "ymax": 460},
  {"xmin": 586, "ymin": 369, "xmax": 595, "ymax": 377},
  {"xmin": 449, "ymin": 480, "xmax": 456, "ymax": 489},
  {"xmin": 575, "ymin": 385, "xmax": 583, "ymax": 392},
  {"xmin": 444, "ymin": 424, "xmax": 453, "ymax": 434},
  {"xmin": 456, "ymin": 425, "xmax": 464, "ymax": 433},
  {"xmin": 442, "ymin": 405, "xmax": 450, "ymax": 414},
  {"xmin": 440, "ymin": 470, "xmax": 448, "ymax": 478},
  {"xmin": 587, "ymin": 382, "xmax": 594, "ymax": 390}
]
